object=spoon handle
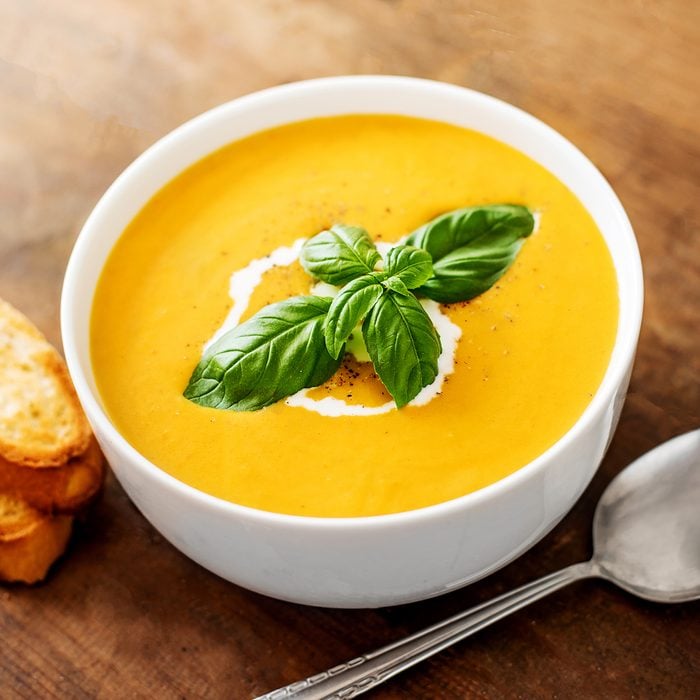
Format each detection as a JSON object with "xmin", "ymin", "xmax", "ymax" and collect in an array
[{"xmin": 255, "ymin": 561, "xmax": 596, "ymax": 700}]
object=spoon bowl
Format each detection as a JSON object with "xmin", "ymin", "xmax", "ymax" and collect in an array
[{"xmin": 593, "ymin": 429, "xmax": 700, "ymax": 602}]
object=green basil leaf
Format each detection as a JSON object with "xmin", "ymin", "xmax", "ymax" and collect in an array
[
  {"xmin": 420, "ymin": 239, "xmax": 527, "ymax": 303},
  {"xmin": 381, "ymin": 276, "xmax": 411, "ymax": 297},
  {"xmin": 406, "ymin": 204, "xmax": 535, "ymax": 302},
  {"xmin": 300, "ymin": 224, "xmax": 381, "ymax": 286},
  {"xmin": 323, "ymin": 274, "xmax": 384, "ymax": 359},
  {"xmin": 184, "ymin": 296, "xmax": 341, "ymax": 411},
  {"xmin": 362, "ymin": 292, "xmax": 441, "ymax": 408},
  {"xmin": 406, "ymin": 204, "xmax": 534, "ymax": 258},
  {"xmin": 383, "ymin": 245, "xmax": 433, "ymax": 289}
]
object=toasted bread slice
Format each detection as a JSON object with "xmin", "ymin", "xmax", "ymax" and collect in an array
[
  {"xmin": 0, "ymin": 299, "xmax": 91, "ymax": 467},
  {"xmin": 0, "ymin": 493, "xmax": 72, "ymax": 583},
  {"xmin": 0, "ymin": 437, "xmax": 104, "ymax": 514}
]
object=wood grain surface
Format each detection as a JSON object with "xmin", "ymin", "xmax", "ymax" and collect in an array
[{"xmin": 1, "ymin": 1, "xmax": 698, "ymax": 697}]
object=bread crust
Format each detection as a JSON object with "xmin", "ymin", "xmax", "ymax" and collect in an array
[
  {"xmin": 0, "ymin": 437, "xmax": 104, "ymax": 514},
  {"xmin": 0, "ymin": 299, "xmax": 92, "ymax": 467},
  {"xmin": 0, "ymin": 494, "xmax": 73, "ymax": 584}
]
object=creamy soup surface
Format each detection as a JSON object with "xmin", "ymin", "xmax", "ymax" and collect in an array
[{"xmin": 91, "ymin": 115, "xmax": 618, "ymax": 517}]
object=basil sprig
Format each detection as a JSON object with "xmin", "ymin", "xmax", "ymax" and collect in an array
[
  {"xmin": 323, "ymin": 244, "xmax": 434, "ymax": 359},
  {"xmin": 184, "ymin": 296, "xmax": 342, "ymax": 411},
  {"xmin": 406, "ymin": 204, "xmax": 534, "ymax": 302},
  {"xmin": 184, "ymin": 203, "xmax": 534, "ymax": 412}
]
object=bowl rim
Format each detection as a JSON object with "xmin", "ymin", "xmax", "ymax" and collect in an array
[{"xmin": 61, "ymin": 75, "xmax": 643, "ymax": 530}]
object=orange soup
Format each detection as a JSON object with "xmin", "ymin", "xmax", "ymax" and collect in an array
[{"xmin": 91, "ymin": 115, "xmax": 618, "ymax": 517}]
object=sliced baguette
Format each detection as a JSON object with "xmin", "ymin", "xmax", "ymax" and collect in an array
[
  {"xmin": 0, "ymin": 493, "xmax": 73, "ymax": 583},
  {"xmin": 0, "ymin": 437, "xmax": 104, "ymax": 514},
  {"xmin": 0, "ymin": 299, "xmax": 91, "ymax": 467}
]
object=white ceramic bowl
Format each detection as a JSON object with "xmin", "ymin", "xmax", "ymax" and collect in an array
[{"xmin": 61, "ymin": 76, "xmax": 643, "ymax": 608}]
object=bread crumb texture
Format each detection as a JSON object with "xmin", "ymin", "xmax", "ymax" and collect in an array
[{"xmin": 0, "ymin": 299, "xmax": 91, "ymax": 467}]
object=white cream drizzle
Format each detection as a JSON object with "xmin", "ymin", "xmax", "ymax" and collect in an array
[
  {"xmin": 204, "ymin": 238, "xmax": 306, "ymax": 351},
  {"xmin": 204, "ymin": 239, "xmax": 462, "ymax": 417},
  {"xmin": 532, "ymin": 210, "xmax": 542, "ymax": 234}
]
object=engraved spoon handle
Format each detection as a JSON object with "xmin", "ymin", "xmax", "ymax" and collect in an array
[{"xmin": 255, "ymin": 561, "xmax": 596, "ymax": 699}]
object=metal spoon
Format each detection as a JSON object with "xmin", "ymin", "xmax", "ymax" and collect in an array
[{"xmin": 256, "ymin": 429, "xmax": 700, "ymax": 699}]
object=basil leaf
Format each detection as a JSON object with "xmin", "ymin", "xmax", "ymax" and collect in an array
[
  {"xmin": 362, "ymin": 292, "xmax": 441, "ymax": 408},
  {"xmin": 300, "ymin": 224, "xmax": 381, "ymax": 286},
  {"xmin": 420, "ymin": 239, "xmax": 528, "ymax": 303},
  {"xmin": 323, "ymin": 274, "xmax": 384, "ymax": 359},
  {"xmin": 407, "ymin": 204, "xmax": 534, "ymax": 259},
  {"xmin": 184, "ymin": 296, "xmax": 341, "ymax": 411},
  {"xmin": 406, "ymin": 204, "xmax": 534, "ymax": 303},
  {"xmin": 383, "ymin": 245, "xmax": 433, "ymax": 289},
  {"xmin": 381, "ymin": 276, "xmax": 411, "ymax": 297}
]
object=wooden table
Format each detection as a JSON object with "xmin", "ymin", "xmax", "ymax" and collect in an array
[{"xmin": 1, "ymin": 2, "xmax": 698, "ymax": 697}]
